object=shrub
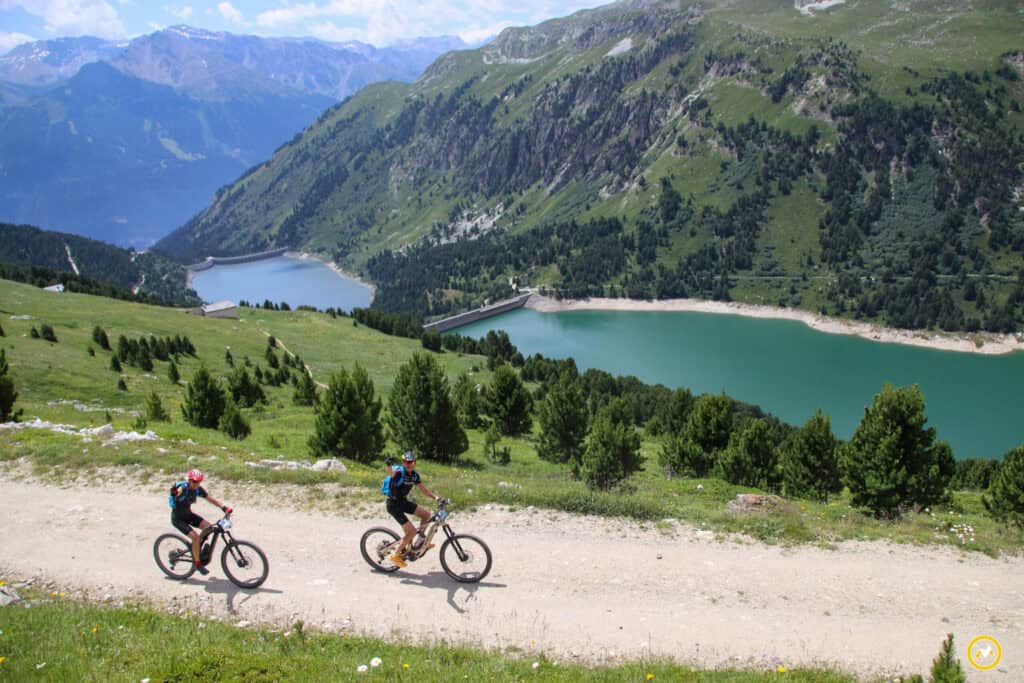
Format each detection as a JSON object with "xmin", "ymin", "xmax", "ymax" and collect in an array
[
  {"xmin": 387, "ymin": 353, "xmax": 467, "ymax": 463},
  {"xmin": 40, "ymin": 324, "xmax": 57, "ymax": 343},
  {"xmin": 225, "ymin": 348, "xmax": 234, "ymax": 367},
  {"xmin": 144, "ymin": 391, "xmax": 169, "ymax": 422},
  {"xmin": 0, "ymin": 348, "xmax": 19, "ymax": 421},
  {"xmin": 117, "ymin": 378, "xmax": 127, "ymax": 391},
  {"xmin": 30, "ymin": 326, "xmax": 39, "ymax": 339},
  {"xmin": 484, "ymin": 364, "xmax": 533, "ymax": 436},
  {"xmin": 167, "ymin": 360, "xmax": 180, "ymax": 384},
  {"xmin": 983, "ymin": 445, "xmax": 1024, "ymax": 527},
  {"xmin": 220, "ymin": 402, "xmax": 251, "ymax": 440},
  {"xmin": 181, "ymin": 366, "xmax": 226, "ymax": 429},
  {"xmin": 0, "ymin": 322, "xmax": 4, "ymax": 337},
  {"xmin": 110, "ymin": 355, "xmax": 122, "ymax": 372},
  {"xmin": 91, "ymin": 325, "xmax": 109, "ymax": 350},
  {"xmin": 536, "ymin": 372, "xmax": 588, "ymax": 466},
  {"xmin": 660, "ymin": 435, "xmax": 711, "ymax": 477},
  {"xmin": 581, "ymin": 399, "xmax": 642, "ymax": 490},
  {"xmin": 483, "ymin": 422, "xmax": 511, "ymax": 465},
  {"xmin": 421, "ymin": 329, "xmax": 442, "ymax": 352},
  {"xmin": 951, "ymin": 458, "xmax": 1000, "ymax": 490},
  {"xmin": 840, "ymin": 384, "xmax": 955, "ymax": 518},
  {"xmin": 781, "ymin": 409, "xmax": 841, "ymax": 501}
]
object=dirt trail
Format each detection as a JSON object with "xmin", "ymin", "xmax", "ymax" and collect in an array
[{"xmin": 1, "ymin": 477, "xmax": 1020, "ymax": 681}]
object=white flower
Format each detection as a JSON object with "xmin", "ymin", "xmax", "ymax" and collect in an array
[
  {"xmin": 532, "ymin": 662, "xmax": 540, "ymax": 670},
  {"xmin": 36, "ymin": 663, "xmax": 46, "ymax": 669},
  {"xmin": 141, "ymin": 679, "xmax": 151, "ymax": 683},
  {"xmin": 370, "ymin": 657, "xmax": 382, "ymax": 668},
  {"xmin": 357, "ymin": 664, "xmax": 368, "ymax": 673}
]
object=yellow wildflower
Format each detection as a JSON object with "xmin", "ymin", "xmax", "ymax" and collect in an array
[
  {"xmin": 403, "ymin": 663, "xmax": 410, "ymax": 669},
  {"xmin": 0, "ymin": 656, "xmax": 6, "ymax": 664},
  {"xmin": 91, "ymin": 626, "xmax": 98, "ymax": 635},
  {"xmin": 646, "ymin": 675, "xmax": 655, "ymax": 681},
  {"xmin": 777, "ymin": 665, "xmax": 787, "ymax": 673}
]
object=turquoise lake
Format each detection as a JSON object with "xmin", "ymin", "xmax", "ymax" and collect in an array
[
  {"xmin": 454, "ymin": 307, "xmax": 1024, "ymax": 460},
  {"xmin": 190, "ymin": 255, "xmax": 372, "ymax": 312}
]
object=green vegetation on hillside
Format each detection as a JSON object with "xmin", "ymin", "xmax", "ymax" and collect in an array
[
  {"xmin": 2, "ymin": 278, "xmax": 1021, "ymax": 556},
  {"xmin": 0, "ymin": 223, "xmax": 199, "ymax": 306},
  {"xmin": 155, "ymin": 0, "xmax": 1024, "ymax": 334}
]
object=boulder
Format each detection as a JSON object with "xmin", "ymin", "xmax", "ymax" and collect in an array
[
  {"xmin": 726, "ymin": 493, "xmax": 784, "ymax": 515},
  {"xmin": 311, "ymin": 458, "xmax": 347, "ymax": 473},
  {"xmin": 0, "ymin": 585, "xmax": 21, "ymax": 606}
]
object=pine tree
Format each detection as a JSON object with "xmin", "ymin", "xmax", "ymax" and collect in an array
[
  {"xmin": 929, "ymin": 634, "xmax": 965, "ymax": 683},
  {"xmin": 387, "ymin": 353, "xmax": 467, "ymax": 463},
  {"xmin": 536, "ymin": 372, "xmax": 588, "ymax": 466},
  {"xmin": 452, "ymin": 373, "xmax": 482, "ymax": 429},
  {"xmin": 167, "ymin": 360, "xmax": 180, "ymax": 384},
  {"xmin": 0, "ymin": 348, "xmax": 19, "ymax": 421},
  {"xmin": 308, "ymin": 365, "xmax": 384, "ymax": 462},
  {"xmin": 91, "ymin": 325, "xmax": 109, "ymax": 350},
  {"xmin": 219, "ymin": 402, "xmax": 251, "ymax": 440},
  {"xmin": 40, "ymin": 324, "xmax": 57, "ymax": 342},
  {"xmin": 581, "ymin": 399, "xmax": 642, "ymax": 490},
  {"xmin": 484, "ymin": 364, "xmax": 533, "ymax": 436},
  {"xmin": 144, "ymin": 391, "xmax": 169, "ymax": 422},
  {"xmin": 110, "ymin": 355, "xmax": 122, "ymax": 372},
  {"xmin": 840, "ymin": 384, "xmax": 955, "ymax": 518},
  {"xmin": 983, "ymin": 445, "xmax": 1024, "ymax": 527},
  {"xmin": 117, "ymin": 378, "xmax": 127, "ymax": 391},
  {"xmin": 227, "ymin": 367, "xmax": 265, "ymax": 408},
  {"xmin": 293, "ymin": 370, "xmax": 318, "ymax": 406},
  {"xmin": 181, "ymin": 366, "xmax": 226, "ymax": 429},
  {"xmin": 781, "ymin": 409, "xmax": 841, "ymax": 501}
]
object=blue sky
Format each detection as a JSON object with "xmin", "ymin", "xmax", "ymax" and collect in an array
[{"xmin": 0, "ymin": 0, "xmax": 607, "ymax": 53}]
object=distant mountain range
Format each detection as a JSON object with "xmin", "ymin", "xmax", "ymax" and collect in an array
[{"xmin": 0, "ymin": 27, "xmax": 468, "ymax": 247}]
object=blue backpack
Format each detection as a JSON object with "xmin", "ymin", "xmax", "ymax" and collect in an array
[
  {"xmin": 381, "ymin": 466, "xmax": 404, "ymax": 497},
  {"xmin": 168, "ymin": 480, "xmax": 189, "ymax": 508}
]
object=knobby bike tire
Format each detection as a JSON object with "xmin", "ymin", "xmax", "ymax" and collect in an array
[
  {"xmin": 360, "ymin": 527, "xmax": 401, "ymax": 573},
  {"xmin": 439, "ymin": 533, "xmax": 492, "ymax": 583},
  {"xmin": 220, "ymin": 540, "xmax": 270, "ymax": 589},
  {"xmin": 153, "ymin": 533, "xmax": 196, "ymax": 581}
]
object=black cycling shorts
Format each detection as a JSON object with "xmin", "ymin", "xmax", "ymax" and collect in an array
[
  {"xmin": 172, "ymin": 511, "xmax": 205, "ymax": 535},
  {"xmin": 386, "ymin": 497, "xmax": 418, "ymax": 526}
]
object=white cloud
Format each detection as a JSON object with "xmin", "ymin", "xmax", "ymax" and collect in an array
[
  {"xmin": 259, "ymin": 0, "xmax": 603, "ymax": 46},
  {"xmin": 166, "ymin": 4, "xmax": 192, "ymax": 21},
  {"xmin": 0, "ymin": 31, "xmax": 36, "ymax": 54},
  {"xmin": 0, "ymin": 0, "xmax": 126, "ymax": 37},
  {"xmin": 217, "ymin": 1, "xmax": 243, "ymax": 24}
]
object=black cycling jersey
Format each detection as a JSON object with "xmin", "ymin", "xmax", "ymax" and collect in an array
[{"xmin": 388, "ymin": 468, "xmax": 421, "ymax": 500}]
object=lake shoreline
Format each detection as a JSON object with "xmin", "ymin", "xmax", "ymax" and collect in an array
[
  {"xmin": 526, "ymin": 294, "xmax": 1024, "ymax": 356},
  {"xmin": 285, "ymin": 251, "xmax": 377, "ymax": 303}
]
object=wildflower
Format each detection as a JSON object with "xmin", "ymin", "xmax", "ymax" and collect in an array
[
  {"xmin": 370, "ymin": 657, "xmax": 382, "ymax": 668},
  {"xmin": 646, "ymin": 674, "xmax": 655, "ymax": 681},
  {"xmin": 92, "ymin": 626, "xmax": 99, "ymax": 635},
  {"xmin": 141, "ymin": 679, "xmax": 150, "ymax": 683},
  {"xmin": 357, "ymin": 664, "xmax": 368, "ymax": 673},
  {"xmin": 403, "ymin": 663, "xmax": 410, "ymax": 670},
  {"xmin": 532, "ymin": 662, "xmax": 540, "ymax": 670},
  {"xmin": 36, "ymin": 662, "xmax": 46, "ymax": 669},
  {"xmin": 0, "ymin": 657, "xmax": 6, "ymax": 664},
  {"xmin": 777, "ymin": 665, "xmax": 787, "ymax": 673}
]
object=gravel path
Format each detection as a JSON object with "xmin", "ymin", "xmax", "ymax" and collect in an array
[{"xmin": 1, "ymin": 476, "xmax": 1020, "ymax": 681}]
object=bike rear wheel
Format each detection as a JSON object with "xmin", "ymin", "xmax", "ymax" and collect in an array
[
  {"xmin": 220, "ymin": 540, "xmax": 269, "ymax": 589},
  {"xmin": 153, "ymin": 533, "xmax": 196, "ymax": 580},
  {"xmin": 360, "ymin": 527, "xmax": 401, "ymax": 573},
  {"xmin": 440, "ymin": 534, "xmax": 492, "ymax": 583}
]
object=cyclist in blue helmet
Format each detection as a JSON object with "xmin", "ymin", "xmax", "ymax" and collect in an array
[{"xmin": 384, "ymin": 450, "xmax": 441, "ymax": 568}]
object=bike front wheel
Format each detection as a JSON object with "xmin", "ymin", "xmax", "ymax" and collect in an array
[
  {"xmin": 360, "ymin": 527, "xmax": 401, "ymax": 573},
  {"xmin": 220, "ymin": 540, "xmax": 269, "ymax": 589},
  {"xmin": 439, "ymin": 534, "xmax": 492, "ymax": 583},
  {"xmin": 153, "ymin": 533, "xmax": 196, "ymax": 580}
]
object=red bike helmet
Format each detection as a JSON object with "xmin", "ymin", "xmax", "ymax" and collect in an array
[{"xmin": 187, "ymin": 468, "xmax": 204, "ymax": 483}]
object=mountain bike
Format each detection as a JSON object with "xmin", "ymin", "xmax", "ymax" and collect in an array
[
  {"xmin": 153, "ymin": 513, "xmax": 269, "ymax": 589},
  {"xmin": 360, "ymin": 499, "xmax": 492, "ymax": 583}
]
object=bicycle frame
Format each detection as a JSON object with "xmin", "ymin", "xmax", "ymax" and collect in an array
[
  {"xmin": 195, "ymin": 516, "xmax": 236, "ymax": 563},
  {"xmin": 405, "ymin": 503, "xmax": 464, "ymax": 561}
]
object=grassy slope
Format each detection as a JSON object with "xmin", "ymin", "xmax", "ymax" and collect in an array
[
  {"xmin": 2, "ymin": 278, "xmax": 1021, "ymax": 557},
  {"xmin": 0, "ymin": 591, "xmax": 852, "ymax": 682}
]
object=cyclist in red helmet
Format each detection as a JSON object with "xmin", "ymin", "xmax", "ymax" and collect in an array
[{"xmin": 169, "ymin": 468, "xmax": 231, "ymax": 575}]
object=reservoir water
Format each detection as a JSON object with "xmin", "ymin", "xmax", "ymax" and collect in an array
[
  {"xmin": 454, "ymin": 307, "xmax": 1024, "ymax": 460},
  {"xmin": 190, "ymin": 255, "xmax": 372, "ymax": 312}
]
